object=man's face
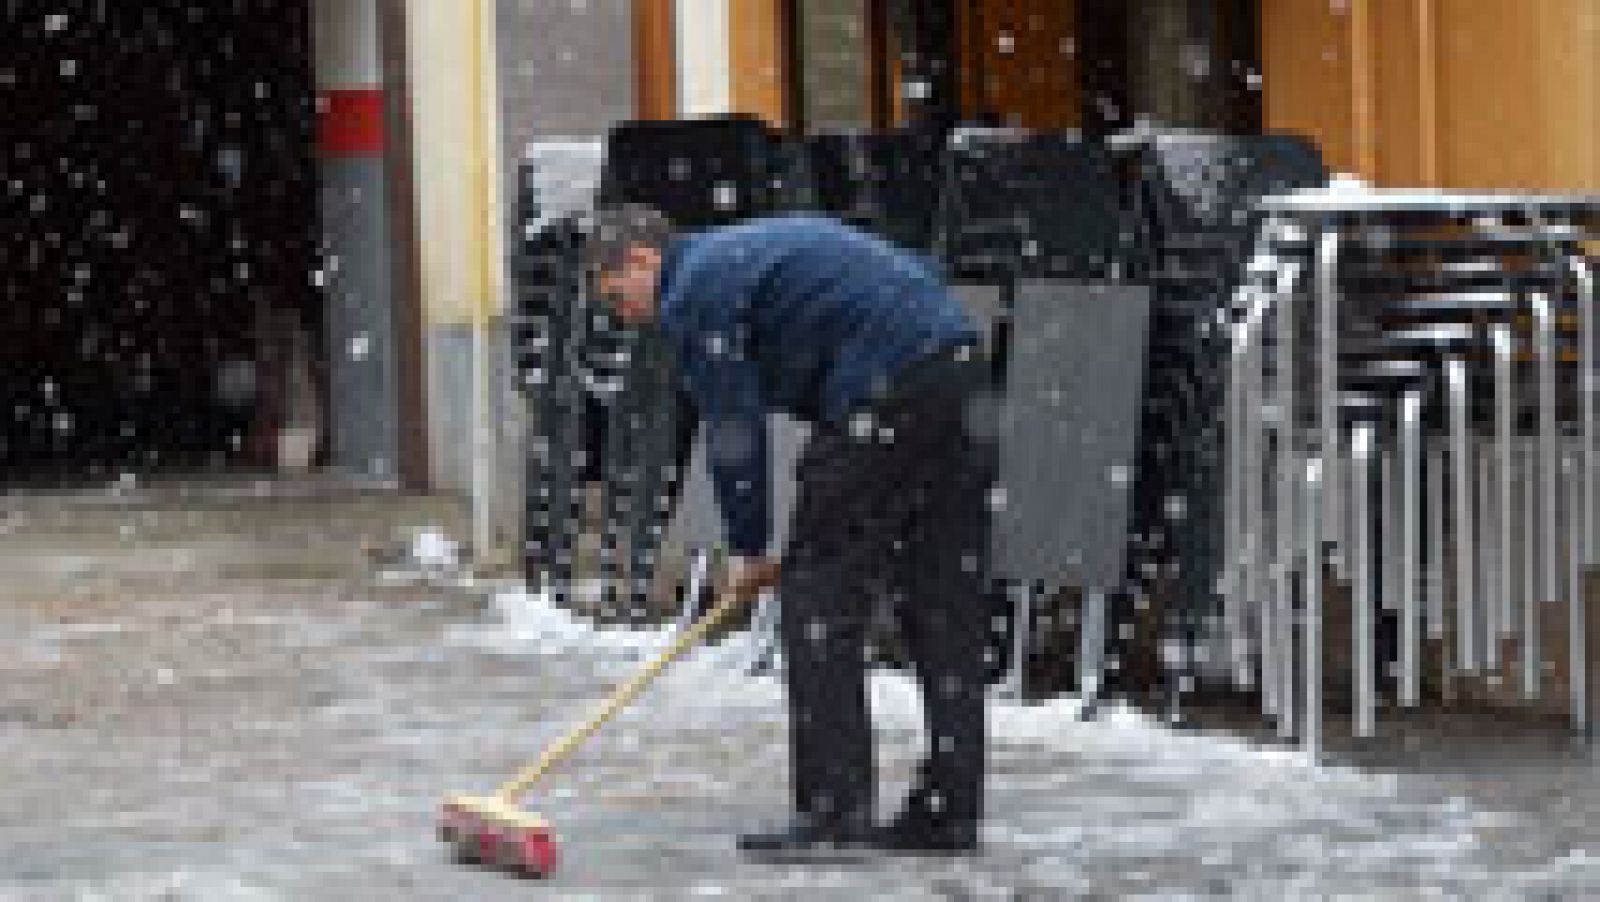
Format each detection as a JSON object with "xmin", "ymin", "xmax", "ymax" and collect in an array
[{"xmin": 596, "ymin": 244, "xmax": 663, "ymax": 325}]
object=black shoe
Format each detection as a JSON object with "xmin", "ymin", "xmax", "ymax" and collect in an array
[
  {"xmin": 874, "ymin": 814, "xmax": 980, "ymax": 856},
  {"xmin": 737, "ymin": 815, "xmax": 876, "ymax": 859}
]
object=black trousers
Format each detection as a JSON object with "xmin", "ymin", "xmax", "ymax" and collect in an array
[{"xmin": 778, "ymin": 346, "xmax": 994, "ymax": 829}]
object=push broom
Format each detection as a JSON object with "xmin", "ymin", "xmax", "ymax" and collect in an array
[{"xmin": 439, "ymin": 561, "xmax": 779, "ymax": 878}]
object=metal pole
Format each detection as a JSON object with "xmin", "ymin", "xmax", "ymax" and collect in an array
[
  {"xmin": 1260, "ymin": 318, "xmax": 1279, "ymax": 723},
  {"xmin": 1524, "ymin": 435, "xmax": 1542, "ymax": 700},
  {"xmin": 1079, "ymin": 588, "xmax": 1106, "ymax": 704},
  {"xmin": 1318, "ymin": 231, "xmax": 1344, "ymax": 577},
  {"xmin": 675, "ymin": 549, "xmax": 711, "ymax": 633},
  {"xmin": 1381, "ymin": 442, "xmax": 1398, "ymax": 617},
  {"xmin": 1279, "ymin": 542, "xmax": 1297, "ymax": 739},
  {"xmin": 1568, "ymin": 446, "xmax": 1587, "ymax": 732},
  {"xmin": 1274, "ymin": 264, "xmax": 1300, "ymax": 738},
  {"xmin": 745, "ymin": 588, "xmax": 781, "ymax": 674},
  {"xmin": 1303, "ymin": 456, "xmax": 1323, "ymax": 756},
  {"xmin": 1011, "ymin": 582, "xmax": 1034, "ymax": 699},
  {"xmin": 1495, "ymin": 324, "xmax": 1515, "ymax": 655},
  {"xmin": 1254, "ymin": 320, "xmax": 1271, "ymax": 695},
  {"xmin": 1239, "ymin": 320, "xmax": 1262, "ymax": 690},
  {"xmin": 1576, "ymin": 258, "xmax": 1596, "ymax": 566},
  {"xmin": 1263, "ymin": 530, "xmax": 1278, "ymax": 719},
  {"xmin": 1480, "ymin": 440, "xmax": 1499, "ymax": 674},
  {"xmin": 1353, "ymin": 424, "xmax": 1376, "ymax": 738},
  {"xmin": 1538, "ymin": 292, "xmax": 1559, "ymax": 612},
  {"xmin": 1225, "ymin": 317, "xmax": 1247, "ymax": 686},
  {"xmin": 1253, "ymin": 321, "xmax": 1270, "ymax": 697},
  {"xmin": 1439, "ymin": 433, "xmax": 1456, "ymax": 703},
  {"xmin": 1448, "ymin": 356, "xmax": 1476, "ymax": 674},
  {"xmin": 1428, "ymin": 437, "xmax": 1446, "ymax": 641},
  {"xmin": 1401, "ymin": 391, "xmax": 1422, "ymax": 707},
  {"xmin": 1574, "ymin": 256, "xmax": 1595, "ymax": 733}
]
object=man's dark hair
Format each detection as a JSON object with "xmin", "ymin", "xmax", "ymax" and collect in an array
[{"xmin": 582, "ymin": 204, "xmax": 675, "ymax": 278}]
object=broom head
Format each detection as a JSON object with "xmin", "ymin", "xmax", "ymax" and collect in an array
[{"xmin": 440, "ymin": 794, "xmax": 559, "ymax": 878}]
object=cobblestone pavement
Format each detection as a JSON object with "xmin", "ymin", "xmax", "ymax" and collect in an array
[{"xmin": 3, "ymin": 491, "xmax": 1600, "ymax": 899}]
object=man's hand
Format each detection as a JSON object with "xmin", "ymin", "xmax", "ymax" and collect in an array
[{"xmin": 720, "ymin": 555, "xmax": 781, "ymax": 601}]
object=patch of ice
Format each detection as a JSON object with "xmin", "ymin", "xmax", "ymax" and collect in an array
[
  {"xmin": 54, "ymin": 621, "xmax": 135, "ymax": 636},
  {"xmin": 1, "ymin": 871, "xmax": 285, "ymax": 902}
]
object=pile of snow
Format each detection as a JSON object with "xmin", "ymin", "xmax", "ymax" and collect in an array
[
  {"xmin": 448, "ymin": 583, "xmax": 674, "ymax": 655},
  {"xmin": 441, "ymin": 586, "xmax": 1553, "ymax": 895},
  {"xmin": 455, "ymin": 584, "xmax": 1391, "ymax": 791},
  {"xmin": 407, "ymin": 528, "xmax": 459, "ymax": 572},
  {"xmin": 453, "ymin": 586, "xmax": 1274, "ymax": 757},
  {"xmin": 476, "ymin": 583, "xmax": 783, "ymax": 658}
]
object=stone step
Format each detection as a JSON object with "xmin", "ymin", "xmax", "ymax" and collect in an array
[
  {"xmin": 0, "ymin": 479, "xmax": 477, "ymax": 590},
  {"xmin": 0, "ymin": 539, "xmax": 369, "ymax": 583},
  {"xmin": 1, "ymin": 495, "xmax": 462, "ymax": 542}
]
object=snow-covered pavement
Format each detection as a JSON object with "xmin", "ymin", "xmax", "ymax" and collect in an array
[{"xmin": 4, "ymin": 534, "xmax": 1600, "ymax": 899}]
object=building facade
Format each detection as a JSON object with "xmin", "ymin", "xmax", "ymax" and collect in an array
[{"xmin": 9, "ymin": 1, "xmax": 1596, "ymax": 539}]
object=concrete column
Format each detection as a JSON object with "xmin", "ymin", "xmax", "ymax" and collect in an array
[
  {"xmin": 403, "ymin": 0, "xmax": 504, "ymax": 499},
  {"xmin": 313, "ymin": 0, "xmax": 401, "ymax": 480}
]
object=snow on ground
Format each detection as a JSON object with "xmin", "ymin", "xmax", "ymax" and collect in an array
[
  {"xmin": 449, "ymin": 584, "xmax": 1512, "ymax": 886},
  {"xmin": 6, "ymin": 571, "xmax": 1598, "ymax": 898}
]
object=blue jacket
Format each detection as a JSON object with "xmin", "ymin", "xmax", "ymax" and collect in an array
[{"xmin": 657, "ymin": 215, "xmax": 977, "ymax": 556}]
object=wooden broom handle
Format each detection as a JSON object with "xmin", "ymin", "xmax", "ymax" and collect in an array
[{"xmin": 494, "ymin": 565, "xmax": 778, "ymax": 803}]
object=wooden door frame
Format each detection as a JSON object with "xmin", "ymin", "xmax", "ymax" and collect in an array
[
  {"xmin": 780, "ymin": 0, "xmax": 804, "ymax": 134},
  {"xmin": 632, "ymin": 0, "xmax": 678, "ymax": 119},
  {"xmin": 868, "ymin": 0, "xmax": 892, "ymax": 127}
]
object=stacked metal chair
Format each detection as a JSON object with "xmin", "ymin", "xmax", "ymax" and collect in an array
[
  {"xmin": 521, "ymin": 121, "xmax": 1600, "ymax": 757},
  {"xmin": 792, "ymin": 127, "xmax": 997, "ymax": 679},
  {"xmin": 514, "ymin": 117, "xmax": 800, "ymax": 617},
  {"xmin": 593, "ymin": 116, "xmax": 797, "ymax": 613},
  {"xmin": 932, "ymin": 128, "xmax": 1141, "ymax": 697},
  {"xmin": 936, "ymin": 128, "xmax": 1130, "ymax": 281},
  {"xmin": 796, "ymin": 126, "xmax": 1148, "ymax": 693},
  {"xmin": 802, "ymin": 128, "xmax": 952, "ymax": 256},
  {"xmin": 1132, "ymin": 134, "xmax": 1327, "ymax": 716},
  {"xmin": 510, "ymin": 142, "xmax": 606, "ymax": 606},
  {"xmin": 1225, "ymin": 191, "xmax": 1599, "ymax": 752},
  {"xmin": 933, "ymin": 127, "xmax": 1132, "ymax": 387}
]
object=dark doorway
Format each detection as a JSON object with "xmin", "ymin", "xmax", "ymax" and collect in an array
[
  {"xmin": 867, "ymin": 0, "xmax": 1264, "ymax": 136},
  {"xmin": 3, "ymin": 1, "xmax": 319, "ymax": 484},
  {"xmin": 1077, "ymin": 0, "xmax": 1266, "ymax": 135}
]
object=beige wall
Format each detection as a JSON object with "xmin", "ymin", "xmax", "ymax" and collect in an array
[
  {"xmin": 1263, "ymin": 0, "xmax": 1600, "ymax": 191},
  {"xmin": 404, "ymin": 0, "xmax": 504, "ymax": 326},
  {"xmin": 402, "ymin": 0, "xmax": 509, "ymax": 497}
]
